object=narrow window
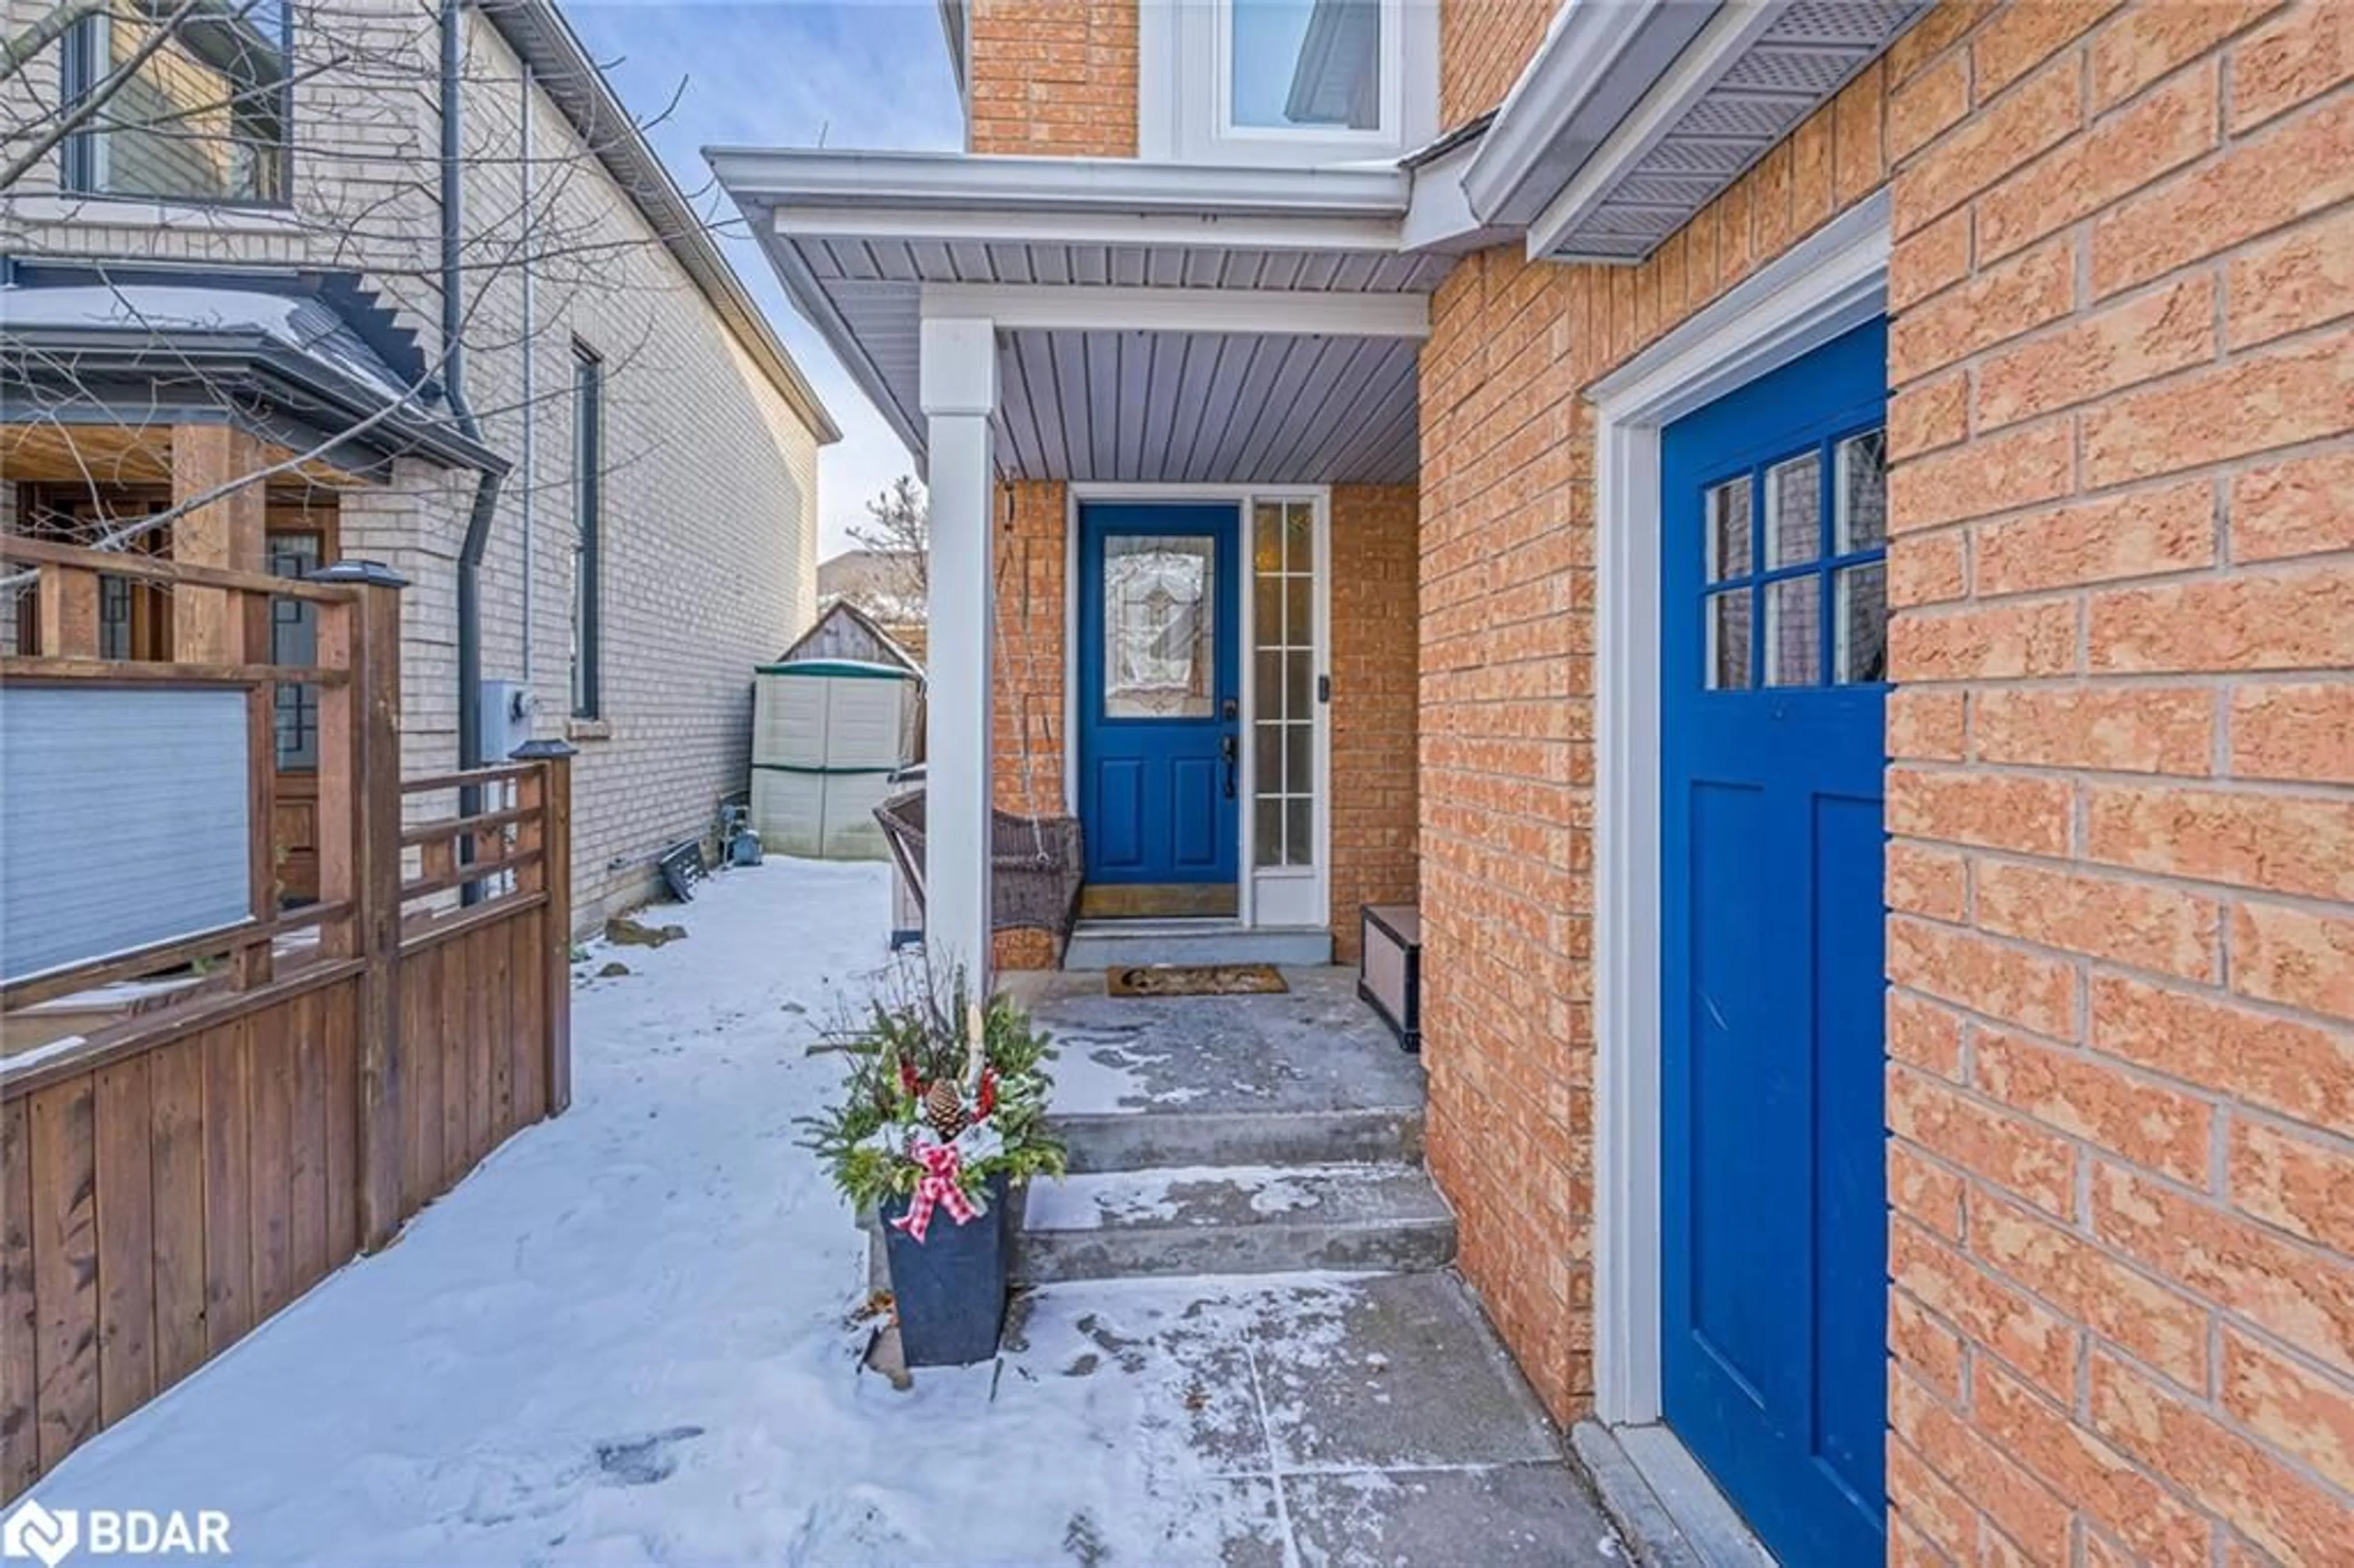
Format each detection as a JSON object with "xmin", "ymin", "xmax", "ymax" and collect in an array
[
  {"xmin": 1229, "ymin": 0, "xmax": 1382, "ymax": 132},
  {"xmin": 63, "ymin": 1, "xmax": 292, "ymax": 204},
  {"xmin": 570, "ymin": 344, "xmax": 603, "ymax": 719},
  {"xmin": 1251, "ymin": 499, "xmax": 1316, "ymax": 869}
]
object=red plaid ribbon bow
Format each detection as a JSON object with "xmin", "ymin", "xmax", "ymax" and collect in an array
[{"xmin": 891, "ymin": 1141, "xmax": 977, "ymax": 1244}]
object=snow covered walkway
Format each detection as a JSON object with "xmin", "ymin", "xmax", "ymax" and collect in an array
[{"xmin": 34, "ymin": 860, "xmax": 1620, "ymax": 1565}]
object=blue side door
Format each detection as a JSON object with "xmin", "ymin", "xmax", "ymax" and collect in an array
[
  {"xmin": 1660, "ymin": 320, "xmax": 1890, "ymax": 1568},
  {"xmin": 1076, "ymin": 503, "xmax": 1240, "ymax": 888}
]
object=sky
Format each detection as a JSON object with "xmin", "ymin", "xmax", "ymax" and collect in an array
[{"xmin": 564, "ymin": 1, "xmax": 966, "ymax": 557}]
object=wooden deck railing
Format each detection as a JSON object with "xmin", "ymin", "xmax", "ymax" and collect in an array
[{"xmin": 0, "ymin": 530, "xmax": 574, "ymax": 1501}]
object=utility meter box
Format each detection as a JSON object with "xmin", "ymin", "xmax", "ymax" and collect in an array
[{"xmin": 478, "ymin": 679, "xmax": 535, "ymax": 763}]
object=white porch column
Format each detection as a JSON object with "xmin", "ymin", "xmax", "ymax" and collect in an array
[{"xmin": 919, "ymin": 315, "xmax": 999, "ymax": 994}]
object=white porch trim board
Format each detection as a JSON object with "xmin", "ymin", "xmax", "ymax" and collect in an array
[
  {"xmin": 1586, "ymin": 185, "xmax": 1890, "ymax": 1499},
  {"xmin": 920, "ymin": 314, "xmax": 1000, "ymax": 990},
  {"xmin": 918, "ymin": 283, "xmax": 1430, "ymax": 340}
]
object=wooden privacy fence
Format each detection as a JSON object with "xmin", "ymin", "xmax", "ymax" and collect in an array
[{"xmin": 0, "ymin": 531, "xmax": 574, "ymax": 1501}]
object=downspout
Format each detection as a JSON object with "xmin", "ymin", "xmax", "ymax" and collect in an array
[
  {"xmin": 517, "ymin": 56, "xmax": 535, "ymax": 681},
  {"xmin": 442, "ymin": 0, "xmax": 504, "ymax": 900}
]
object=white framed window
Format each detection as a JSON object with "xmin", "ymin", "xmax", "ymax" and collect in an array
[{"xmin": 1140, "ymin": 0, "xmax": 1436, "ymax": 167}]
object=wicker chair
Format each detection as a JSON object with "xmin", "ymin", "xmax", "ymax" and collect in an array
[{"xmin": 873, "ymin": 787, "xmax": 1085, "ymax": 954}]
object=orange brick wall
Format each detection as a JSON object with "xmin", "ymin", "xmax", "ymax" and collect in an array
[
  {"xmin": 1418, "ymin": 245, "xmax": 1601, "ymax": 1421},
  {"xmin": 986, "ymin": 481, "xmax": 1420, "ymax": 968},
  {"xmin": 1439, "ymin": 0, "xmax": 1561, "ymax": 131},
  {"xmin": 967, "ymin": 0, "xmax": 1139, "ymax": 157},
  {"xmin": 1876, "ymin": 5, "xmax": 2354, "ymax": 1561},
  {"xmin": 1418, "ymin": 44, "xmax": 1895, "ymax": 1428},
  {"xmin": 1421, "ymin": 0, "xmax": 2354, "ymax": 1554},
  {"xmin": 994, "ymin": 480, "xmax": 1068, "ymax": 822},
  {"xmin": 1328, "ymin": 484, "xmax": 1421, "ymax": 964}
]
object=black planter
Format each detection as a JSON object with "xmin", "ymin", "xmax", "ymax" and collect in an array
[{"xmin": 880, "ymin": 1172, "xmax": 1010, "ymax": 1366}]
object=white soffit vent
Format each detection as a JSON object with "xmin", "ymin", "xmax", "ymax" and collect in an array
[{"xmin": 1531, "ymin": 0, "xmax": 1926, "ymax": 264}]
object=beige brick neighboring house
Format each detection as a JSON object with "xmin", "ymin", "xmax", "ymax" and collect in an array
[
  {"xmin": 721, "ymin": 1, "xmax": 2354, "ymax": 1562},
  {"xmin": 2, "ymin": 0, "xmax": 838, "ymax": 935}
]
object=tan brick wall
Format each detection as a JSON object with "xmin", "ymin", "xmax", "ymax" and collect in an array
[
  {"xmin": 967, "ymin": 0, "xmax": 1138, "ymax": 157},
  {"xmin": 1438, "ymin": 0, "xmax": 1561, "ymax": 130},
  {"xmin": 1877, "ymin": 4, "xmax": 2354, "ymax": 1561},
  {"xmin": 1328, "ymin": 484, "xmax": 1420, "ymax": 963},
  {"xmin": 995, "ymin": 480, "xmax": 1071, "ymax": 821},
  {"xmin": 1417, "ymin": 15, "xmax": 1900, "ymax": 1429},
  {"xmin": 2, "ymin": 4, "xmax": 823, "ymax": 938},
  {"xmin": 1422, "ymin": 1, "xmax": 2354, "ymax": 1553}
]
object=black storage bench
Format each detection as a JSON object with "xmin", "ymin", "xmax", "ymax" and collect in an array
[{"xmin": 1358, "ymin": 903, "xmax": 1422, "ymax": 1053}]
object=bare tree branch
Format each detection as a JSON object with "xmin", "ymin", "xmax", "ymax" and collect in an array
[
  {"xmin": 0, "ymin": 0, "xmax": 213, "ymax": 191},
  {"xmin": 1, "ymin": 0, "xmax": 105, "ymax": 83}
]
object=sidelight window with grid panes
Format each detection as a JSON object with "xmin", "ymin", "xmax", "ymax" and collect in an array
[{"xmin": 1250, "ymin": 499, "xmax": 1316, "ymax": 869}]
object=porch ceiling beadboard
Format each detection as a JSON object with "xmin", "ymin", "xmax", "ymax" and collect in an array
[
  {"xmin": 766, "ymin": 232, "xmax": 1442, "ymax": 483},
  {"xmin": 994, "ymin": 329, "xmax": 1420, "ymax": 484},
  {"xmin": 714, "ymin": 151, "xmax": 1446, "ymax": 485}
]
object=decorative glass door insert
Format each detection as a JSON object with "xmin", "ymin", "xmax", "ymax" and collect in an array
[{"xmin": 1102, "ymin": 535, "xmax": 1217, "ymax": 719}]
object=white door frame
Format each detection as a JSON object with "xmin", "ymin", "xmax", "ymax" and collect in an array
[
  {"xmin": 1062, "ymin": 482, "xmax": 1333, "ymax": 930},
  {"xmin": 1586, "ymin": 189, "xmax": 1892, "ymax": 1428}
]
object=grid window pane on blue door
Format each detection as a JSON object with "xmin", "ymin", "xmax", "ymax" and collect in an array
[
  {"xmin": 1707, "ymin": 479, "xmax": 1750, "ymax": 583},
  {"xmin": 1765, "ymin": 452, "xmax": 1821, "ymax": 568},
  {"xmin": 1700, "ymin": 423, "xmax": 1891, "ymax": 693}
]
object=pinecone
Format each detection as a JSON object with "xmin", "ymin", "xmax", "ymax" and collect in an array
[{"xmin": 923, "ymin": 1078, "xmax": 969, "ymax": 1140}]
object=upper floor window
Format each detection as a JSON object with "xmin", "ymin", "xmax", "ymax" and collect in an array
[
  {"xmin": 63, "ymin": 1, "xmax": 292, "ymax": 205},
  {"xmin": 1230, "ymin": 0, "xmax": 1381, "ymax": 133},
  {"xmin": 1145, "ymin": 0, "xmax": 1433, "ymax": 166}
]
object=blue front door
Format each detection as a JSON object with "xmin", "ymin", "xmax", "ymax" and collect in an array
[
  {"xmin": 1659, "ymin": 320, "xmax": 1890, "ymax": 1567},
  {"xmin": 1076, "ymin": 503, "xmax": 1240, "ymax": 889}
]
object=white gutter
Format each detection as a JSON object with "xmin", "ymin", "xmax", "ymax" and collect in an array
[
  {"xmin": 1460, "ymin": 0, "xmax": 1718, "ymax": 227},
  {"xmin": 1524, "ymin": 1, "xmax": 1788, "ymax": 261}
]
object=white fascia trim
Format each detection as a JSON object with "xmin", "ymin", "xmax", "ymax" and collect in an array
[
  {"xmin": 1526, "ymin": 1, "xmax": 1790, "ymax": 262},
  {"xmin": 710, "ymin": 148, "xmax": 1411, "ymax": 218},
  {"xmin": 1588, "ymin": 186, "xmax": 1889, "ymax": 1428},
  {"xmin": 1460, "ymin": 0, "xmax": 1667, "ymax": 224},
  {"xmin": 772, "ymin": 204, "xmax": 1409, "ymax": 257},
  {"xmin": 920, "ymin": 283, "xmax": 1430, "ymax": 339}
]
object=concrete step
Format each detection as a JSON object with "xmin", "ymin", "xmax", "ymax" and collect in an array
[
  {"xmin": 1053, "ymin": 1106, "xmax": 1425, "ymax": 1173},
  {"xmin": 1062, "ymin": 921, "xmax": 1335, "ymax": 971},
  {"xmin": 1013, "ymin": 1162, "xmax": 1457, "ymax": 1283}
]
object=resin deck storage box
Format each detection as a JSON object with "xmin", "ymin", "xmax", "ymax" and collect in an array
[
  {"xmin": 750, "ymin": 658, "xmax": 921, "ymax": 859},
  {"xmin": 1358, "ymin": 903, "xmax": 1421, "ymax": 1052}
]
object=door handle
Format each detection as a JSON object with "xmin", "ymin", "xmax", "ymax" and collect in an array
[{"xmin": 1221, "ymin": 733, "xmax": 1238, "ymax": 799}]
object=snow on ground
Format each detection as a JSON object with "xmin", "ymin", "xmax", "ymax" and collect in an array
[{"xmin": 30, "ymin": 860, "xmax": 1293, "ymax": 1566}]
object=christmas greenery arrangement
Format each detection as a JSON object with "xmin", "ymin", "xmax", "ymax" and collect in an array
[{"xmin": 801, "ymin": 964, "xmax": 1065, "ymax": 1239}]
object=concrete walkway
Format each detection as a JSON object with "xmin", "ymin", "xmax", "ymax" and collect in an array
[
  {"xmin": 1013, "ymin": 967, "xmax": 1425, "ymax": 1119},
  {"xmin": 985, "ymin": 1269, "xmax": 1625, "ymax": 1566},
  {"xmin": 977, "ymin": 966, "xmax": 1629, "ymax": 1564}
]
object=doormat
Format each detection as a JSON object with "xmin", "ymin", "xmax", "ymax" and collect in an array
[{"xmin": 1106, "ymin": 964, "xmax": 1289, "ymax": 998}]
